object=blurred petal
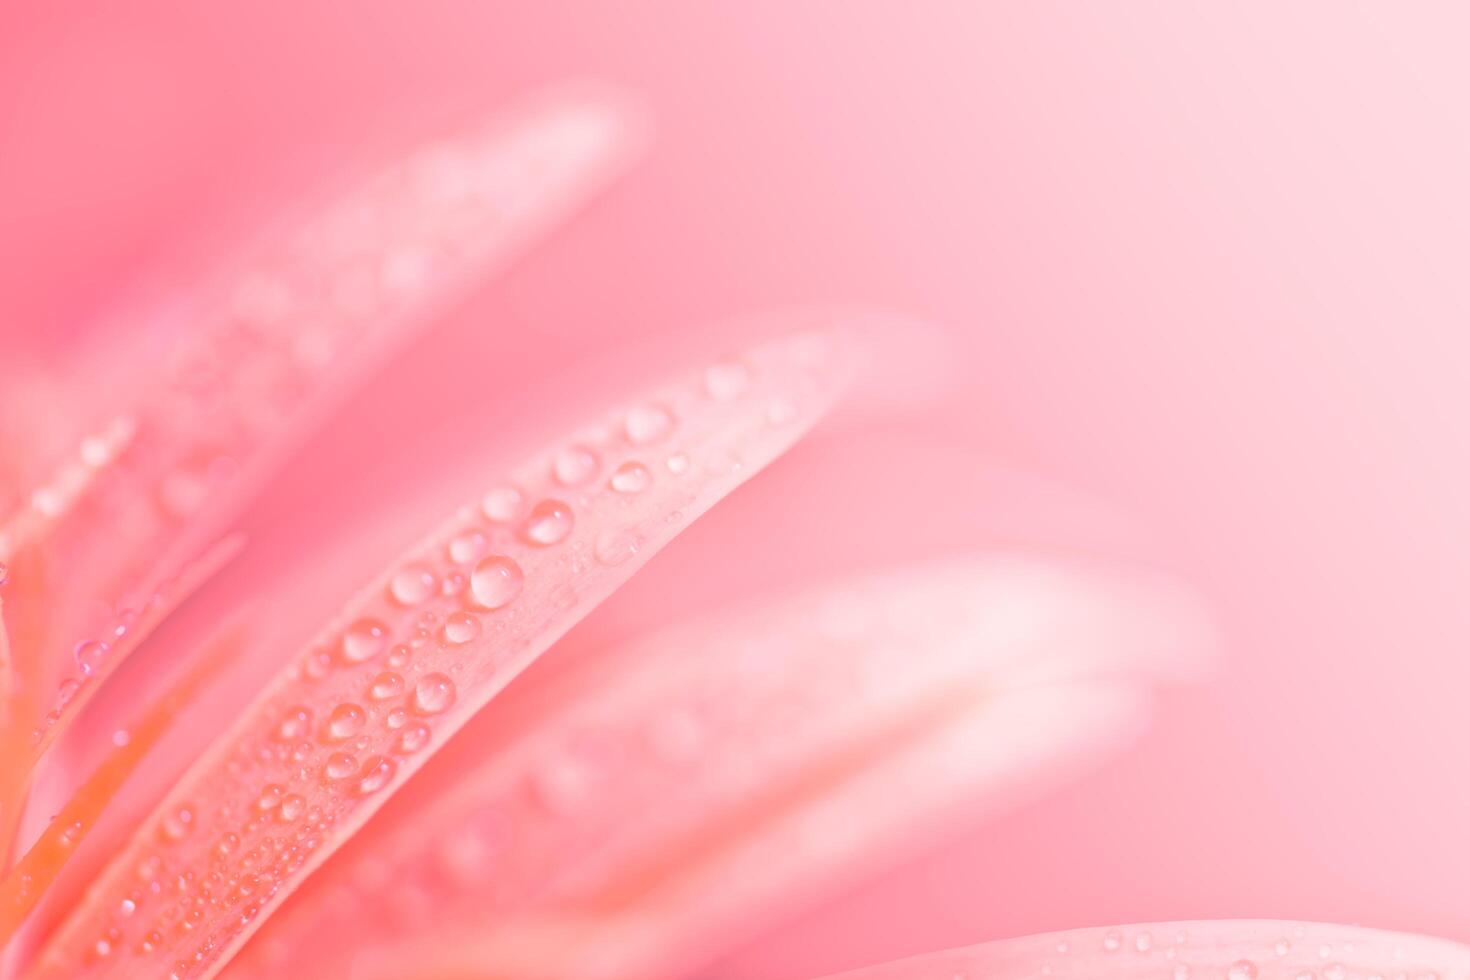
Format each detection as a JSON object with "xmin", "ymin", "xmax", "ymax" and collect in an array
[
  {"xmin": 22, "ymin": 324, "xmax": 864, "ymax": 978},
  {"xmin": 0, "ymin": 83, "xmax": 645, "ymax": 811},
  {"xmin": 228, "ymin": 556, "xmax": 1211, "ymax": 980},
  {"xmin": 814, "ymin": 920, "xmax": 1470, "ymax": 980}
]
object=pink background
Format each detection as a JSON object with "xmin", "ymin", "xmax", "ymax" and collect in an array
[{"xmin": 4, "ymin": 2, "xmax": 1470, "ymax": 976}]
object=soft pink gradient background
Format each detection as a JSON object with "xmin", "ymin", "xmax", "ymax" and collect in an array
[{"xmin": 4, "ymin": 2, "xmax": 1470, "ymax": 977}]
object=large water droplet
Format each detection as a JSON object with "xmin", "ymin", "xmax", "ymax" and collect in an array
[
  {"xmin": 324, "ymin": 703, "xmax": 367, "ymax": 742},
  {"xmin": 342, "ymin": 619, "xmax": 389, "ymax": 664},
  {"xmin": 388, "ymin": 565, "xmax": 438, "ymax": 606},
  {"xmin": 413, "ymin": 673, "xmax": 456, "ymax": 715},
  {"xmin": 481, "ymin": 486, "xmax": 523, "ymax": 523},
  {"xmin": 447, "ymin": 530, "xmax": 489, "ymax": 565},
  {"xmin": 521, "ymin": 499, "xmax": 574, "ymax": 546},
  {"xmin": 610, "ymin": 461, "xmax": 651, "ymax": 494},
  {"xmin": 704, "ymin": 359, "xmax": 751, "ymax": 400},
  {"xmin": 441, "ymin": 612, "xmax": 480, "ymax": 645},
  {"xmin": 470, "ymin": 555, "xmax": 524, "ymax": 610},
  {"xmin": 74, "ymin": 641, "xmax": 108, "ymax": 675},
  {"xmin": 352, "ymin": 756, "xmax": 396, "ymax": 796},
  {"xmin": 624, "ymin": 403, "xmax": 674, "ymax": 444},
  {"xmin": 552, "ymin": 445, "xmax": 599, "ymax": 486},
  {"xmin": 324, "ymin": 752, "xmax": 358, "ymax": 780},
  {"xmin": 369, "ymin": 671, "xmax": 405, "ymax": 701}
]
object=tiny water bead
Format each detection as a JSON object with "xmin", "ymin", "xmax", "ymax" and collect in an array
[
  {"xmin": 385, "ymin": 708, "xmax": 408, "ymax": 730},
  {"xmin": 595, "ymin": 529, "xmax": 641, "ymax": 567},
  {"xmin": 624, "ymin": 403, "xmax": 674, "ymax": 444},
  {"xmin": 324, "ymin": 703, "xmax": 367, "ymax": 742},
  {"xmin": 666, "ymin": 452, "xmax": 690, "ymax": 475},
  {"xmin": 157, "ymin": 806, "xmax": 195, "ymax": 843},
  {"xmin": 480, "ymin": 485, "xmax": 523, "ymax": 523},
  {"xmin": 1102, "ymin": 932, "xmax": 1123, "ymax": 952},
  {"xmin": 441, "ymin": 612, "xmax": 481, "ymax": 645},
  {"xmin": 369, "ymin": 672, "xmax": 405, "ymax": 701},
  {"xmin": 469, "ymin": 555, "xmax": 524, "ymax": 610},
  {"xmin": 447, "ymin": 530, "xmax": 489, "ymax": 565},
  {"xmin": 352, "ymin": 756, "xmax": 396, "ymax": 796},
  {"xmin": 341, "ymin": 619, "xmax": 390, "ymax": 664},
  {"xmin": 552, "ymin": 444, "xmax": 600, "ymax": 486},
  {"xmin": 388, "ymin": 565, "xmax": 438, "ymax": 606},
  {"xmin": 413, "ymin": 673, "xmax": 456, "ymax": 715},
  {"xmin": 1229, "ymin": 961, "xmax": 1260, "ymax": 980},
  {"xmin": 521, "ymin": 499, "xmax": 574, "ymax": 546},
  {"xmin": 703, "ymin": 359, "xmax": 751, "ymax": 401},
  {"xmin": 609, "ymin": 460, "xmax": 651, "ymax": 494}
]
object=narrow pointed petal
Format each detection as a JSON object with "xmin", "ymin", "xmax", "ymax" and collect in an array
[
  {"xmin": 226, "ymin": 556, "xmax": 1211, "ymax": 980},
  {"xmin": 814, "ymin": 920, "xmax": 1470, "ymax": 980},
  {"xmin": 0, "ymin": 625, "xmax": 245, "ymax": 935},
  {"xmin": 23, "ymin": 325, "xmax": 864, "ymax": 979},
  {"xmin": 0, "ymin": 83, "xmax": 645, "ymax": 776}
]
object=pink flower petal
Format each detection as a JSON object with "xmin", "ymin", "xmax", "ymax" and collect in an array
[
  {"xmin": 22, "ymin": 325, "xmax": 864, "ymax": 979},
  {"xmin": 0, "ymin": 83, "xmax": 644, "ymax": 849},
  {"xmin": 816, "ymin": 920, "xmax": 1470, "ymax": 980},
  {"xmin": 224, "ymin": 556, "xmax": 1211, "ymax": 980}
]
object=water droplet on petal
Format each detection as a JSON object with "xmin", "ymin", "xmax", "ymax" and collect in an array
[
  {"xmin": 767, "ymin": 397, "xmax": 797, "ymax": 425},
  {"xmin": 595, "ymin": 529, "xmax": 642, "ymax": 566},
  {"xmin": 481, "ymin": 486, "xmax": 523, "ymax": 523},
  {"xmin": 447, "ymin": 530, "xmax": 488, "ymax": 565},
  {"xmin": 1103, "ymin": 932, "xmax": 1123, "ymax": 953},
  {"xmin": 1229, "ymin": 962, "xmax": 1259, "ymax": 980},
  {"xmin": 341, "ymin": 619, "xmax": 389, "ymax": 664},
  {"xmin": 276, "ymin": 794, "xmax": 305, "ymax": 823},
  {"xmin": 274, "ymin": 707, "xmax": 313, "ymax": 742},
  {"xmin": 624, "ymin": 403, "xmax": 674, "ymax": 444},
  {"xmin": 610, "ymin": 461, "xmax": 651, "ymax": 494},
  {"xmin": 521, "ymin": 499, "xmax": 573, "ymax": 546},
  {"xmin": 394, "ymin": 723, "xmax": 432, "ymax": 755},
  {"xmin": 441, "ymin": 612, "xmax": 480, "ymax": 645},
  {"xmin": 388, "ymin": 565, "xmax": 437, "ymax": 606},
  {"xmin": 324, "ymin": 703, "xmax": 366, "ymax": 742},
  {"xmin": 324, "ymin": 753, "xmax": 358, "ymax": 780},
  {"xmin": 368, "ymin": 672, "xmax": 405, "ymax": 701},
  {"xmin": 254, "ymin": 784, "xmax": 285, "ymax": 812},
  {"xmin": 385, "ymin": 708, "xmax": 408, "ymax": 730},
  {"xmin": 666, "ymin": 452, "xmax": 690, "ymax": 475},
  {"xmin": 704, "ymin": 359, "xmax": 750, "ymax": 400},
  {"xmin": 74, "ymin": 641, "xmax": 108, "ymax": 675},
  {"xmin": 352, "ymin": 756, "xmax": 396, "ymax": 796},
  {"xmin": 413, "ymin": 673, "xmax": 456, "ymax": 716},
  {"xmin": 158, "ymin": 805, "xmax": 195, "ymax": 843},
  {"xmin": 552, "ymin": 445, "xmax": 599, "ymax": 486},
  {"xmin": 470, "ymin": 555, "xmax": 524, "ymax": 610}
]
